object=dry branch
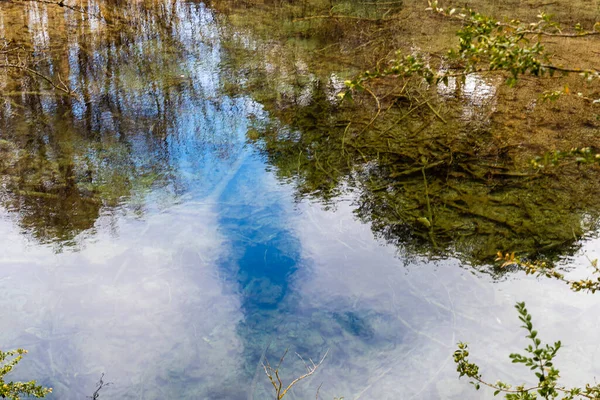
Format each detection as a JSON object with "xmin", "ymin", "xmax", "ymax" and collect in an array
[{"xmin": 262, "ymin": 348, "xmax": 329, "ymax": 399}]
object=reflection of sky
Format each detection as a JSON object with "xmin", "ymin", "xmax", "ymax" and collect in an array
[
  {"xmin": 1, "ymin": 3, "xmax": 600, "ymax": 400},
  {"xmin": 2, "ymin": 178, "xmax": 600, "ymax": 399},
  {"xmin": 437, "ymin": 74, "xmax": 500, "ymax": 121},
  {"xmin": 291, "ymin": 202, "xmax": 600, "ymax": 399},
  {"xmin": 0, "ymin": 198, "xmax": 245, "ymax": 399}
]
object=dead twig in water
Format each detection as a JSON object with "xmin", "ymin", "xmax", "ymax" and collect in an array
[
  {"xmin": 425, "ymin": 101, "xmax": 447, "ymax": 124},
  {"xmin": 263, "ymin": 348, "xmax": 329, "ymax": 399},
  {"xmin": 87, "ymin": 373, "xmax": 111, "ymax": 400}
]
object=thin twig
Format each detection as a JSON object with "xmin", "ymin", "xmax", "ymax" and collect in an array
[
  {"xmin": 279, "ymin": 349, "xmax": 329, "ymax": 399},
  {"xmin": 425, "ymin": 101, "xmax": 446, "ymax": 124},
  {"xmin": 292, "ymin": 14, "xmax": 401, "ymax": 22},
  {"xmin": 0, "ymin": 63, "xmax": 73, "ymax": 96},
  {"xmin": 262, "ymin": 349, "xmax": 330, "ymax": 399},
  {"xmin": 8, "ymin": 0, "xmax": 106, "ymax": 21},
  {"xmin": 87, "ymin": 373, "xmax": 111, "ymax": 400}
]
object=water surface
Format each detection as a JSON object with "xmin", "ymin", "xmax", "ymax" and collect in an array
[{"xmin": 1, "ymin": 1, "xmax": 600, "ymax": 399}]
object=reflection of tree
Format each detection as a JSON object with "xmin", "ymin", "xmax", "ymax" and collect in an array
[
  {"xmin": 221, "ymin": 45, "xmax": 600, "ymax": 264},
  {"xmin": 0, "ymin": 0, "xmax": 209, "ymax": 245}
]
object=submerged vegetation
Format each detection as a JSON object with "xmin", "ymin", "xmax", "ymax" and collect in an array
[
  {"xmin": 214, "ymin": 0, "xmax": 600, "ymax": 264},
  {"xmin": 0, "ymin": 0, "xmax": 598, "ymax": 259},
  {"xmin": 208, "ymin": 1, "xmax": 600, "ymax": 397}
]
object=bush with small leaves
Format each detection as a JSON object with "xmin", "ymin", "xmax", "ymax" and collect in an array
[
  {"xmin": 343, "ymin": 1, "xmax": 600, "ymax": 103},
  {"xmin": 0, "ymin": 349, "xmax": 52, "ymax": 400},
  {"xmin": 455, "ymin": 302, "xmax": 600, "ymax": 399}
]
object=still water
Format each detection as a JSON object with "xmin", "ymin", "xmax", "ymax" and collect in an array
[{"xmin": 1, "ymin": 1, "xmax": 599, "ymax": 399}]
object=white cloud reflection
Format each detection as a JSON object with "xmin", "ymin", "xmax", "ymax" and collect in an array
[
  {"xmin": 291, "ymin": 200, "xmax": 600, "ymax": 399},
  {"xmin": 0, "ymin": 200, "xmax": 246, "ymax": 399}
]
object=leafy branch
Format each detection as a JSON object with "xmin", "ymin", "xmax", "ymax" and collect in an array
[
  {"xmin": 427, "ymin": 0, "xmax": 600, "ymax": 39},
  {"xmin": 530, "ymin": 147, "xmax": 600, "ymax": 169},
  {"xmin": 455, "ymin": 302, "xmax": 600, "ymax": 399},
  {"xmin": 0, "ymin": 349, "xmax": 52, "ymax": 400},
  {"xmin": 342, "ymin": 1, "xmax": 600, "ymax": 101},
  {"xmin": 429, "ymin": 1, "xmax": 600, "ymax": 81}
]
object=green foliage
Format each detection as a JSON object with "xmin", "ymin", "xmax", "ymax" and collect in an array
[
  {"xmin": 341, "ymin": 52, "xmax": 435, "ymax": 99},
  {"xmin": 449, "ymin": 7, "xmax": 546, "ymax": 85},
  {"xmin": 343, "ymin": 1, "xmax": 600, "ymax": 99},
  {"xmin": 455, "ymin": 302, "xmax": 600, "ymax": 399},
  {"xmin": 0, "ymin": 349, "xmax": 52, "ymax": 400}
]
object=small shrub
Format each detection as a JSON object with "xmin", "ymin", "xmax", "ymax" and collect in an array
[{"xmin": 0, "ymin": 349, "xmax": 52, "ymax": 400}]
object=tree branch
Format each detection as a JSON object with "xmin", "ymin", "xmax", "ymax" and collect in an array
[
  {"xmin": 262, "ymin": 349, "xmax": 329, "ymax": 399},
  {"xmin": 0, "ymin": 63, "xmax": 74, "ymax": 96}
]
